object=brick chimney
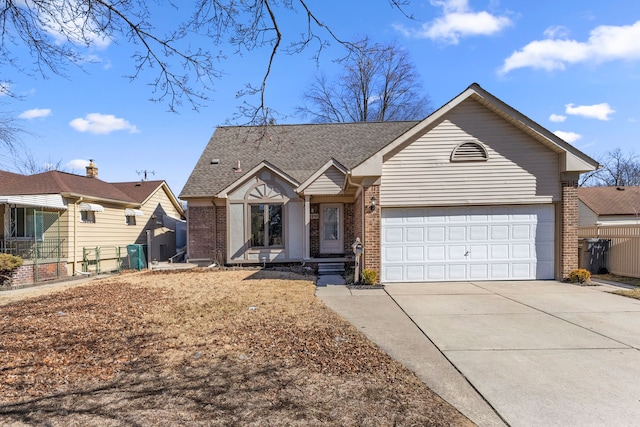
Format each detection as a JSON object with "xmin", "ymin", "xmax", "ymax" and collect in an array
[{"xmin": 86, "ymin": 159, "xmax": 98, "ymax": 178}]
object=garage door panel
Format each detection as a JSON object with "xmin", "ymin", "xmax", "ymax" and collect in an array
[
  {"xmin": 384, "ymin": 227, "xmax": 403, "ymax": 243},
  {"xmin": 406, "ymin": 265, "xmax": 425, "ymax": 281},
  {"xmin": 406, "ymin": 246, "xmax": 425, "ymax": 261},
  {"xmin": 469, "ymin": 244, "xmax": 488, "ymax": 260},
  {"xmin": 512, "ymin": 224, "xmax": 532, "ymax": 239},
  {"xmin": 428, "ymin": 227, "xmax": 446, "ymax": 241},
  {"xmin": 449, "ymin": 226, "xmax": 467, "ymax": 240},
  {"xmin": 449, "ymin": 245, "xmax": 467, "ymax": 260},
  {"xmin": 406, "ymin": 227, "xmax": 424, "ymax": 241},
  {"xmin": 381, "ymin": 205, "xmax": 555, "ymax": 282},
  {"xmin": 427, "ymin": 265, "xmax": 446, "ymax": 280},
  {"xmin": 384, "ymin": 247, "xmax": 403, "ymax": 262},
  {"xmin": 512, "ymin": 263, "xmax": 532, "ymax": 278},
  {"xmin": 491, "ymin": 225, "xmax": 510, "ymax": 240},
  {"xmin": 470, "ymin": 264, "xmax": 489, "ymax": 280},
  {"xmin": 449, "ymin": 264, "xmax": 467, "ymax": 280},
  {"xmin": 469, "ymin": 225, "xmax": 488, "ymax": 240},
  {"xmin": 491, "ymin": 263, "xmax": 510, "ymax": 279},
  {"xmin": 428, "ymin": 246, "xmax": 446, "ymax": 261}
]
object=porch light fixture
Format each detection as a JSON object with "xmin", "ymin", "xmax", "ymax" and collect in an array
[{"xmin": 369, "ymin": 195, "xmax": 377, "ymax": 211}]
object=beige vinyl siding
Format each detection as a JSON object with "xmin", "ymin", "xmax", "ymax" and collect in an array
[
  {"xmin": 578, "ymin": 200, "xmax": 599, "ymax": 226},
  {"xmin": 304, "ymin": 166, "xmax": 345, "ymax": 195},
  {"xmin": 381, "ymin": 99, "xmax": 561, "ymax": 207},
  {"xmin": 69, "ymin": 186, "xmax": 184, "ymax": 269}
]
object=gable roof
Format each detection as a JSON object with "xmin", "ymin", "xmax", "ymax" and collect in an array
[
  {"xmin": 578, "ymin": 186, "xmax": 640, "ymax": 216},
  {"xmin": 0, "ymin": 170, "xmax": 137, "ymax": 202},
  {"xmin": 353, "ymin": 83, "xmax": 599, "ymax": 176},
  {"xmin": 111, "ymin": 180, "xmax": 166, "ymax": 203},
  {"xmin": 0, "ymin": 171, "xmax": 183, "ymax": 213},
  {"xmin": 180, "ymin": 121, "xmax": 418, "ymax": 198}
]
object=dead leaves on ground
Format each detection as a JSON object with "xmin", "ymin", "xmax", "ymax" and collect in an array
[{"xmin": 0, "ymin": 269, "xmax": 473, "ymax": 426}]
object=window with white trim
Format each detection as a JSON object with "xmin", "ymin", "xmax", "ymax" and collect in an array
[
  {"xmin": 246, "ymin": 182, "xmax": 285, "ymax": 248},
  {"xmin": 81, "ymin": 211, "xmax": 95, "ymax": 223}
]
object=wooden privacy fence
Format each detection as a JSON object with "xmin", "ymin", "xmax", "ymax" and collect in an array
[{"xmin": 578, "ymin": 225, "xmax": 640, "ymax": 278}]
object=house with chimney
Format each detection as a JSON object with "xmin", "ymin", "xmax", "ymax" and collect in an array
[{"xmin": 0, "ymin": 161, "xmax": 185, "ymax": 286}]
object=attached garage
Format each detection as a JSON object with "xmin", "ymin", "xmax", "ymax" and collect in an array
[{"xmin": 381, "ymin": 205, "xmax": 555, "ymax": 282}]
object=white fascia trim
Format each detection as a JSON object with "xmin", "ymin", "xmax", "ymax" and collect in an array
[{"xmin": 216, "ymin": 161, "xmax": 300, "ymax": 198}]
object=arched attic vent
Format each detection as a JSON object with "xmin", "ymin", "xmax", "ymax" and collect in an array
[{"xmin": 450, "ymin": 142, "xmax": 489, "ymax": 162}]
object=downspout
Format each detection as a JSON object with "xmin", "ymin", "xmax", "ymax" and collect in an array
[
  {"xmin": 211, "ymin": 199, "xmax": 216, "ymax": 265},
  {"xmin": 73, "ymin": 197, "xmax": 83, "ymax": 275}
]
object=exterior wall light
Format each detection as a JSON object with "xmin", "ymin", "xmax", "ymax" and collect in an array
[{"xmin": 369, "ymin": 195, "xmax": 377, "ymax": 211}]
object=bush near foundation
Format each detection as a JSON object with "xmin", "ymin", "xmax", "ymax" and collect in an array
[
  {"xmin": 568, "ymin": 269, "xmax": 591, "ymax": 284},
  {"xmin": 361, "ymin": 269, "xmax": 378, "ymax": 286},
  {"xmin": 0, "ymin": 253, "xmax": 24, "ymax": 285}
]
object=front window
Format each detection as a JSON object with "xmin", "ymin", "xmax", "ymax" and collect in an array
[
  {"xmin": 250, "ymin": 204, "xmax": 283, "ymax": 247},
  {"xmin": 10, "ymin": 207, "xmax": 43, "ymax": 238},
  {"xmin": 81, "ymin": 211, "xmax": 95, "ymax": 223}
]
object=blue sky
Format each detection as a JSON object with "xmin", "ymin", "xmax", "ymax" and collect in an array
[{"xmin": 2, "ymin": 0, "xmax": 640, "ymax": 197}]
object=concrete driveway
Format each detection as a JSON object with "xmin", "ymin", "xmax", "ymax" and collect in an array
[{"xmin": 317, "ymin": 280, "xmax": 640, "ymax": 426}]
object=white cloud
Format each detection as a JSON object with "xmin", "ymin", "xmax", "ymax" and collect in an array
[
  {"xmin": 69, "ymin": 113, "xmax": 139, "ymax": 135},
  {"xmin": 19, "ymin": 108, "xmax": 52, "ymax": 119},
  {"xmin": 394, "ymin": 0, "xmax": 512, "ymax": 44},
  {"xmin": 565, "ymin": 103, "xmax": 615, "ymax": 120},
  {"xmin": 543, "ymin": 26, "xmax": 570, "ymax": 39},
  {"xmin": 549, "ymin": 114, "xmax": 566, "ymax": 123},
  {"xmin": 500, "ymin": 20, "xmax": 640, "ymax": 74},
  {"xmin": 66, "ymin": 159, "xmax": 91, "ymax": 171},
  {"xmin": 554, "ymin": 131, "xmax": 582, "ymax": 143},
  {"xmin": 24, "ymin": 0, "xmax": 112, "ymax": 49}
]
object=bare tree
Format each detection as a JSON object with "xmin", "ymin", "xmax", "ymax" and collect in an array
[
  {"xmin": 297, "ymin": 39, "xmax": 431, "ymax": 123},
  {"xmin": 580, "ymin": 148, "xmax": 640, "ymax": 187},
  {"xmin": 0, "ymin": 0, "xmax": 413, "ymax": 123},
  {"xmin": 13, "ymin": 150, "xmax": 65, "ymax": 175}
]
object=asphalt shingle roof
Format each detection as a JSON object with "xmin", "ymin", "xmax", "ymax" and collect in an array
[
  {"xmin": 0, "ymin": 170, "xmax": 167, "ymax": 205},
  {"xmin": 578, "ymin": 186, "xmax": 640, "ymax": 216},
  {"xmin": 180, "ymin": 121, "xmax": 419, "ymax": 198}
]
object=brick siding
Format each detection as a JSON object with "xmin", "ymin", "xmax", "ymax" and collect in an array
[
  {"xmin": 363, "ymin": 185, "xmax": 381, "ymax": 278},
  {"xmin": 343, "ymin": 203, "xmax": 355, "ymax": 254},
  {"xmin": 310, "ymin": 203, "xmax": 320, "ymax": 257},
  {"xmin": 561, "ymin": 181, "xmax": 579, "ymax": 279},
  {"xmin": 8, "ymin": 261, "xmax": 66, "ymax": 287},
  {"xmin": 188, "ymin": 205, "xmax": 215, "ymax": 261}
]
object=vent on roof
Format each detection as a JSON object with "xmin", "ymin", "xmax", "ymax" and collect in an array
[{"xmin": 451, "ymin": 142, "xmax": 488, "ymax": 162}]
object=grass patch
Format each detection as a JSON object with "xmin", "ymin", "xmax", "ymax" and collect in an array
[
  {"xmin": 593, "ymin": 273, "xmax": 640, "ymax": 287},
  {"xmin": 612, "ymin": 288, "xmax": 640, "ymax": 300},
  {"xmin": 0, "ymin": 269, "xmax": 472, "ymax": 426}
]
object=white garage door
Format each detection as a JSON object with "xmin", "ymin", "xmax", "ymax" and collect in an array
[{"xmin": 381, "ymin": 205, "xmax": 555, "ymax": 282}]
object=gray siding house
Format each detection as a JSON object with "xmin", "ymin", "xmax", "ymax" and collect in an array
[{"xmin": 181, "ymin": 84, "xmax": 598, "ymax": 282}]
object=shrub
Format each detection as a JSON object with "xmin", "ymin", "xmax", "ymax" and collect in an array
[
  {"xmin": 0, "ymin": 253, "xmax": 24, "ymax": 285},
  {"xmin": 568, "ymin": 269, "xmax": 591, "ymax": 284},
  {"xmin": 361, "ymin": 269, "xmax": 378, "ymax": 286},
  {"xmin": 0, "ymin": 253, "xmax": 23, "ymax": 271}
]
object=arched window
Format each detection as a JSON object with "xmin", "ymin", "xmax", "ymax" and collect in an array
[
  {"xmin": 451, "ymin": 142, "xmax": 489, "ymax": 162},
  {"xmin": 246, "ymin": 181, "xmax": 285, "ymax": 248}
]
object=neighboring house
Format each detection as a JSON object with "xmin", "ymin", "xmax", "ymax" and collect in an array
[
  {"xmin": 578, "ymin": 186, "xmax": 640, "ymax": 226},
  {"xmin": 0, "ymin": 162, "xmax": 185, "ymax": 285},
  {"xmin": 180, "ymin": 83, "xmax": 598, "ymax": 282}
]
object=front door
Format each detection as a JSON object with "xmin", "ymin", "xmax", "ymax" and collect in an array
[{"xmin": 320, "ymin": 204, "xmax": 343, "ymax": 254}]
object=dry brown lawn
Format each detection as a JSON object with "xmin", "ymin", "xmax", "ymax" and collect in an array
[{"xmin": 0, "ymin": 269, "xmax": 473, "ymax": 426}]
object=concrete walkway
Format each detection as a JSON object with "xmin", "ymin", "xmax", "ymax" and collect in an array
[
  {"xmin": 316, "ymin": 281, "xmax": 640, "ymax": 427},
  {"xmin": 316, "ymin": 285, "xmax": 506, "ymax": 426}
]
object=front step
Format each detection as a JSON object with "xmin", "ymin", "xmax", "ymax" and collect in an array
[{"xmin": 318, "ymin": 262, "xmax": 345, "ymax": 275}]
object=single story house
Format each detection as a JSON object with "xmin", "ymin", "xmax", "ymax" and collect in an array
[
  {"xmin": 180, "ymin": 84, "xmax": 598, "ymax": 282},
  {"xmin": 1, "ymin": 162, "xmax": 185, "ymax": 285},
  {"xmin": 578, "ymin": 186, "xmax": 640, "ymax": 226}
]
